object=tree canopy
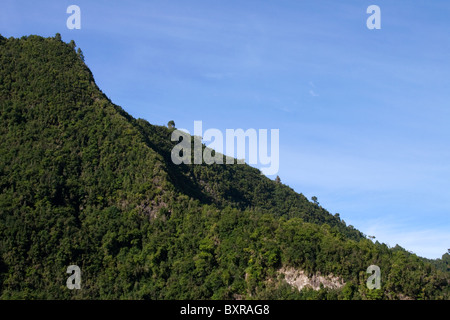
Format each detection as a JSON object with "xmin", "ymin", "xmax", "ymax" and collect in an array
[{"xmin": 0, "ymin": 35, "xmax": 448, "ymax": 300}]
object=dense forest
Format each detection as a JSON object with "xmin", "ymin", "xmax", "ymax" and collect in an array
[{"xmin": 0, "ymin": 34, "xmax": 448, "ymax": 299}]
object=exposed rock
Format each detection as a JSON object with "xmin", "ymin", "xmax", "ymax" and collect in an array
[{"xmin": 279, "ymin": 267, "xmax": 345, "ymax": 291}]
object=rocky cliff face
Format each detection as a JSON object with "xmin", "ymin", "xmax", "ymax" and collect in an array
[{"xmin": 279, "ymin": 267, "xmax": 345, "ymax": 291}]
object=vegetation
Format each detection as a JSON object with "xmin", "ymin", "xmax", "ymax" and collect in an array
[{"xmin": 0, "ymin": 34, "xmax": 448, "ymax": 299}]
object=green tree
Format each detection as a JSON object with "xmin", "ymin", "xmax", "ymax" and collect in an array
[
  {"xmin": 77, "ymin": 47, "xmax": 85, "ymax": 62},
  {"xmin": 0, "ymin": 35, "xmax": 448, "ymax": 300}
]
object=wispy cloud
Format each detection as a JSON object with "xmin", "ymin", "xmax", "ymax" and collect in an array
[
  {"xmin": 279, "ymin": 128, "xmax": 450, "ymax": 259},
  {"xmin": 309, "ymin": 89, "xmax": 319, "ymax": 97},
  {"xmin": 356, "ymin": 217, "xmax": 450, "ymax": 259},
  {"xmin": 276, "ymin": 106, "xmax": 294, "ymax": 113},
  {"xmin": 309, "ymin": 81, "xmax": 319, "ymax": 97},
  {"xmin": 5, "ymin": 0, "xmax": 448, "ymax": 260},
  {"xmin": 202, "ymin": 72, "xmax": 234, "ymax": 80}
]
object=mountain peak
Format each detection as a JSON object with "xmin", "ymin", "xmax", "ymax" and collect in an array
[{"xmin": 0, "ymin": 35, "xmax": 448, "ymax": 300}]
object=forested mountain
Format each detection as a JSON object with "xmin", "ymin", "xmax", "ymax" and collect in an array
[{"xmin": 0, "ymin": 34, "xmax": 448, "ymax": 299}]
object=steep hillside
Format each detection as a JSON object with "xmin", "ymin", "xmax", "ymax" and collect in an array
[{"xmin": 0, "ymin": 34, "xmax": 448, "ymax": 299}]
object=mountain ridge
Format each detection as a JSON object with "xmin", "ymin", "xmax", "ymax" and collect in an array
[{"xmin": 0, "ymin": 34, "xmax": 448, "ymax": 299}]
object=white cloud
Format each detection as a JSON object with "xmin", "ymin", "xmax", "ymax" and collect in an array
[
  {"xmin": 356, "ymin": 217, "xmax": 450, "ymax": 259},
  {"xmin": 308, "ymin": 81, "xmax": 319, "ymax": 97},
  {"xmin": 309, "ymin": 89, "xmax": 319, "ymax": 97}
]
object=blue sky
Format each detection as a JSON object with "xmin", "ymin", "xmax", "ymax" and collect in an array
[{"xmin": 1, "ymin": 0, "xmax": 449, "ymax": 259}]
